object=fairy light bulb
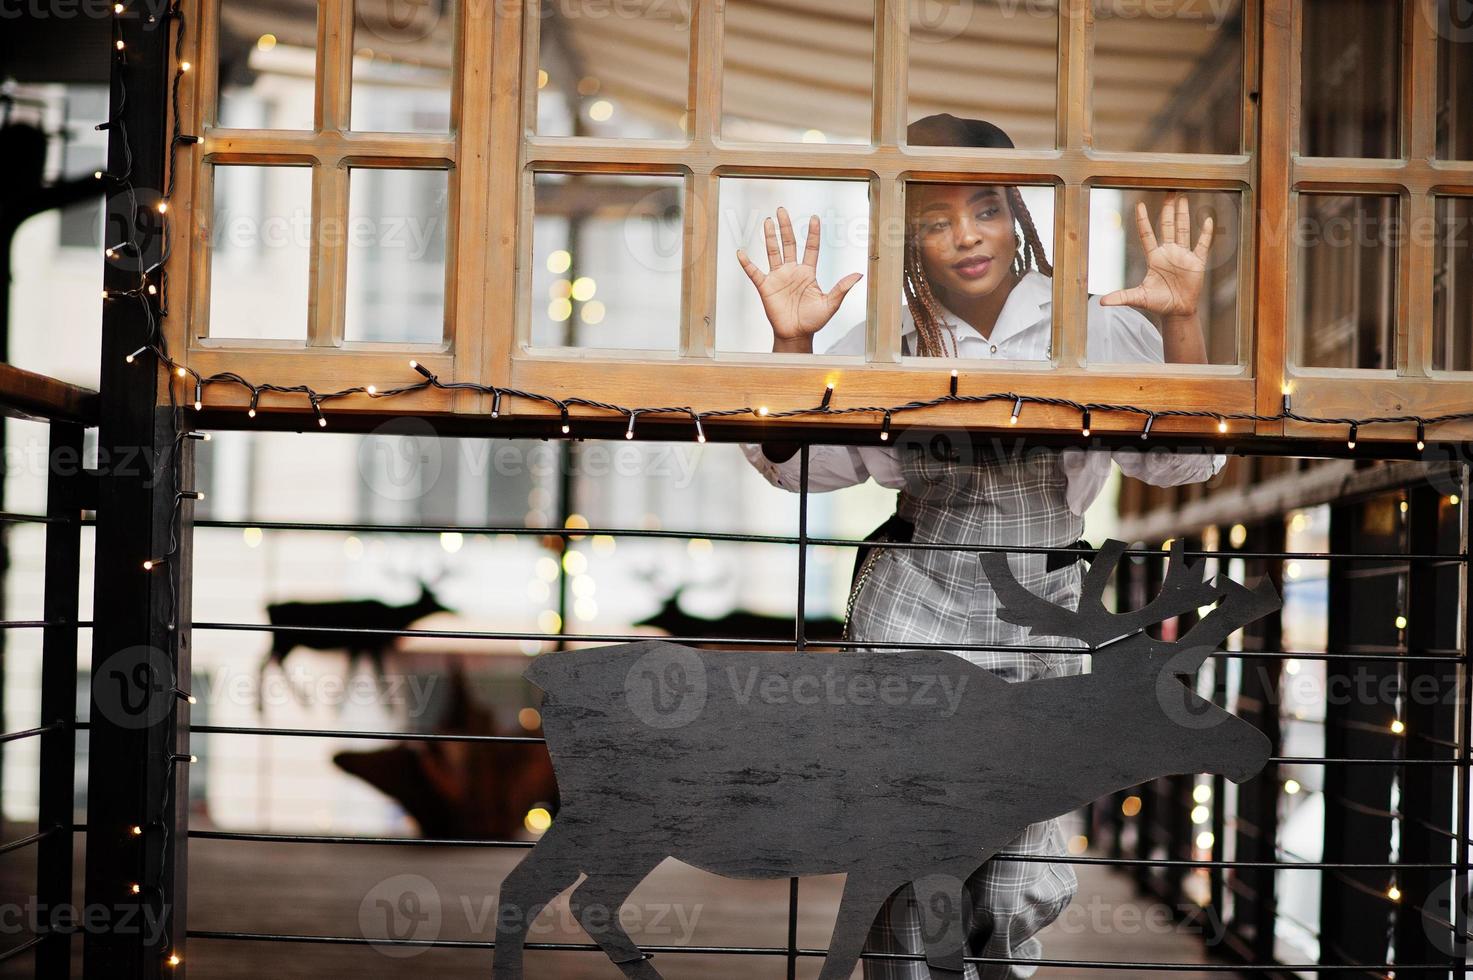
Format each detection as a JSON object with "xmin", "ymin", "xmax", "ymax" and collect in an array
[
  {"xmin": 1347, "ymin": 423, "xmax": 1357, "ymax": 450},
  {"xmin": 625, "ymin": 412, "xmax": 637, "ymax": 440},
  {"xmin": 1081, "ymin": 407, "xmax": 1091, "ymax": 437},
  {"xmin": 1009, "ymin": 397, "xmax": 1023, "ymax": 425},
  {"xmin": 1416, "ymin": 421, "xmax": 1425, "ymax": 451},
  {"xmin": 880, "ymin": 411, "xmax": 892, "ymax": 441}
]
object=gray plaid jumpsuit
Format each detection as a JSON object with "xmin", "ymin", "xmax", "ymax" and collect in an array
[{"xmin": 844, "ymin": 431, "xmax": 1089, "ymax": 980}]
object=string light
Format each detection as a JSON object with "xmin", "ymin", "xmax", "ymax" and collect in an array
[
  {"xmin": 880, "ymin": 410, "xmax": 892, "ymax": 441},
  {"xmin": 691, "ymin": 410, "xmax": 705, "ymax": 443},
  {"xmin": 119, "ymin": 351, "xmax": 1473, "ymax": 457},
  {"xmin": 142, "ymin": 557, "xmax": 167, "ymax": 571},
  {"xmin": 247, "ymin": 389, "xmax": 259, "ymax": 418},
  {"xmin": 1281, "ymin": 384, "xmax": 1292, "ymax": 414},
  {"xmin": 192, "ymin": 381, "xmax": 201, "ymax": 410},
  {"xmin": 625, "ymin": 411, "xmax": 637, "ymax": 440},
  {"xmin": 125, "ymin": 346, "xmax": 148, "ymax": 363},
  {"xmin": 178, "ymin": 491, "xmax": 204, "ymax": 502},
  {"xmin": 312, "ymin": 399, "xmax": 327, "ymax": 428},
  {"xmin": 949, "ymin": 369, "xmax": 958, "ymax": 397}
]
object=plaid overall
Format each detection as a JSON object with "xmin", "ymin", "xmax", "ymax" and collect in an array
[{"xmin": 844, "ymin": 433, "xmax": 1088, "ymax": 980}]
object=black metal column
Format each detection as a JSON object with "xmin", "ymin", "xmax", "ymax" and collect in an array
[
  {"xmin": 37, "ymin": 421, "xmax": 85, "ymax": 978},
  {"xmin": 81, "ymin": 5, "xmax": 192, "ymax": 977},
  {"xmin": 1319, "ymin": 494, "xmax": 1401, "ymax": 970}
]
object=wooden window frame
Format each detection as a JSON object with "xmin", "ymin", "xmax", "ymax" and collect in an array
[{"xmin": 164, "ymin": 0, "xmax": 1473, "ymax": 444}]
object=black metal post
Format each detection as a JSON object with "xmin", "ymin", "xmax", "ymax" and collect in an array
[
  {"xmin": 81, "ymin": 5, "xmax": 192, "ymax": 977},
  {"xmin": 37, "ymin": 421, "xmax": 85, "ymax": 979}
]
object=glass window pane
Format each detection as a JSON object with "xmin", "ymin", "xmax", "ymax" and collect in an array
[
  {"xmin": 530, "ymin": 172, "xmax": 685, "ymax": 351},
  {"xmin": 535, "ymin": 2, "xmax": 691, "ymax": 139},
  {"xmin": 351, "ymin": 0, "xmax": 457, "ymax": 133},
  {"xmin": 895, "ymin": 181, "xmax": 1055, "ymax": 361},
  {"xmin": 722, "ymin": 0, "xmax": 874, "ymax": 143},
  {"xmin": 1300, "ymin": 0, "xmax": 1401, "ymax": 158},
  {"xmin": 908, "ymin": 0, "xmax": 1057, "ymax": 150},
  {"xmin": 1087, "ymin": 189, "xmax": 1240, "ymax": 366},
  {"xmin": 1436, "ymin": 12, "xmax": 1473, "ymax": 159},
  {"xmin": 1433, "ymin": 196, "xmax": 1473, "ymax": 371},
  {"xmin": 344, "ymin": 168, "xmax": 449, "ymax": 345},
  {"xmin": 217, "ymin": 0, "xmax": 317, "ymax": 130},
  {"xmin": 1091, "ymin": 0, "xmax": 1243, "ymax": 154},
  {"xmin": 715, "ymin": 177, "xmax": 871, "ymax": 354},
  {"xmin": 1295, "ymin": 194, "xmax": 1398, "ymax": 370},
  {"xmin": 208, "ymin": 165, "xmax": 312, "ymax": 341}
]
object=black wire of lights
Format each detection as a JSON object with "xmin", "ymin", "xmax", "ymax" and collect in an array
[{"xmin": 103, "ymin": 1, "xmax": 202, "ymax": 968}]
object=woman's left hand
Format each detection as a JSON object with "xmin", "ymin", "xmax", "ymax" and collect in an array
[{"xmin": 1099, "ymin": 194, "xmax": 1214, "ymax": 318}]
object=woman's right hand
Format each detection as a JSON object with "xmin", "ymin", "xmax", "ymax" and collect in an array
[{"xmin": 736, "ymin": 206, "xmax": 863, "ymax": 352}]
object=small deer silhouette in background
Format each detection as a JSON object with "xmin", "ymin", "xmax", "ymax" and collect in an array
[
  {"xmin": 258, "ymin": 576, "xmax": 451, "ymax": 711},
  {"xmin": 491, "ymin": 538, "xmax": 1277, "ymax": 980},
  {"xmin": 632, "ymin": 574, "xmax": 846, "ymax": 645}
]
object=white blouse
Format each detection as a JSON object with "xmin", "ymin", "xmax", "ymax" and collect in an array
[{"xmin": 738, "ymin": 271, "xmax": 1227, "ymax": 516}]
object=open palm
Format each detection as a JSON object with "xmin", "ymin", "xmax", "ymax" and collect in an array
[
  {"xmin": 737, "ymin": 206, "xmax": 863, "ymax": 344},
  {"xmin": 1100, "ymin": 194, "xmax": 1214, "ymax": 318}
]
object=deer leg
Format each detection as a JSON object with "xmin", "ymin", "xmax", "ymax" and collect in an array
[
  {"xmin": 491, "ymin": 825, "xmax": 583, "ymax": 980},
  {"xmin": 913, "ymin": 871, "xmax": 970, "ymax": 980},
  {"xmin": 566, "ymin": 868, "xmax": 665, "ymax": 980},
  {"xmin": 818, "ymin": 874, "xmax": 909, "ymax": 980}
]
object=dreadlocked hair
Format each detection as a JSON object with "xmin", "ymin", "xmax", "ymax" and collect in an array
[{"xmin": 903, "ymin": 185, "xmax": 1054, "ymax": 358}]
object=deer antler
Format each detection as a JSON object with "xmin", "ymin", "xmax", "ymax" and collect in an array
[
  {"xmin": 978, "ymin": 539, "xmax": 1224, "ymax": 648},
  {"xmin": 1169, "ymin": 572, "xmax": 1282, "ymax": 671}
]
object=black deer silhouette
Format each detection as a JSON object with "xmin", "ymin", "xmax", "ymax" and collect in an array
[
  {"xmin": 491, "ymin": 538, "xmax": 1276, "ymax": 979},
  {"xmin": 632, "ymin": 581, "xmax": 846, "ymax": 644},
  {"xmin": 258, "ymin": 579, "xmax": 451, "ymax": 711}
]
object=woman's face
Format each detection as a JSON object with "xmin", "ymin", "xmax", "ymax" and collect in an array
[{"xmin": 908, "ymin": 183, "xmax": 1018, "ymax": 301}]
